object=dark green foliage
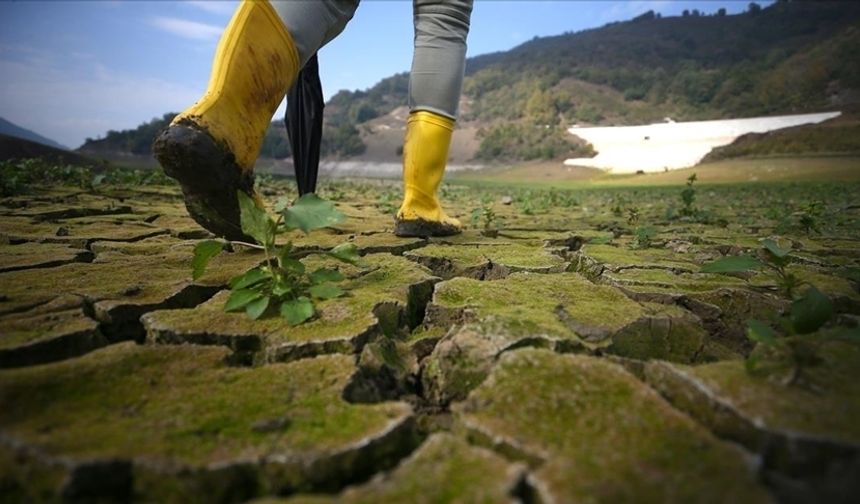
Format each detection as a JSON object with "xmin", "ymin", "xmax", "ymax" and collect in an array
[
  {"xmin": 321, "ymin": 123, "xmax": 366, "ymax": 158},
  {"xmin": 260, "ymin": 123, "xmax": 291, "ymax": 159},
  {"xmin": 191, "ymin": 240, "xmax": 225, "ymax": 280},
  {"xmin": 679, "ymin": 174, "xmax": 698, "ymax": 217},
  {"xmin": 0, "ymin": 157, "xmax": 173, "ymax": 196},
  {"xmin": 631, "ymin": 226, "xmax": 657, "ymax": 249},
  {"xmin": 700, "ymin": 238, "xmax": 801, "ymax": 298},
  {"xmin": 744, "ymin": 286, "xmax": 856, "ymax": 387},
  {"xmin": 470, "ymin": 205, "xmax": 498, "ymax": 236},
  {"xmin": 790, "ymin": 286, "xmax": 833, "ymax": 335},
  {"xmin": 475, "ymin": 122, "xmax": 594, "ymax": 161},
  {"xmin": 80, "ymin": 113, "xmax": 176, "ymax": 155},
  {"xmin": 1, "ymin": 158, "xmax": 95, "ymax": 195},
  {"xmin": 464, "ymin": 2, "xmax": 860, "ymax": 122},
  {"xmin": 192, "ymin": 192, "xmax": 360, "ymax": 324},
  {"xmin": 703, "ymin": 124, "xmax": 860, "ymax": 162}
]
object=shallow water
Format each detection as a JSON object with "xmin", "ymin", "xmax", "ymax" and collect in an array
[{"xmin": 564, "ymin": 111, "xmax": 841, "ymax": 173}]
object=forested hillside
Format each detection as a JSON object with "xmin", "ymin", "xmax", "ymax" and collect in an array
[{"xmin": 80, "ymin": 1, "xmax": 860, "ymax": 163}]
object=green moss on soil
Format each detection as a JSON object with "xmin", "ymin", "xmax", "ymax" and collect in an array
[
  {"xmin": 0, "ymin": 343, "xmax": 410, "ymax": 466},
  {"xmin": 143, "ymin": 254, "xmax": 435, "ymax": 358},
  {"xmin": 406, "ymin": 242, "xmax": 566, "ymax": 273},
  {"xmin": 352, "ymin": 233, "xmax": 425, "ymax": 255},
  {"xmin": 0, "ymin": 246, "xmax": 261, "ymax": 316},
  {"xmin": 283, "ymin": 433, "xmax": 523, "ymax": 504},
  {"xmin": 454, "ymin": 349, "xmax": 770, "ymax": 503},
  {"xmin": 0, "ymin": 308, "xmax": 98, "ymax": 350},
  {"xmin": 0, "ymin": 242, "xmax": 92, "ymax": 272},
  {"xmin": 750, "ymin": 265, "xmax": 859, "ymax": 302},
  {"xmin": 430, "ymin": 272, "xmax": 646, "ymax": 343},
  {"xmin": 577, "ymin": 243, "xmax": 699, "ymax": 272},
  {"xmin": 649, "ymin": 341, "xmax": 860, "ymax": 444},
  {"xmin": 1, "ymin": 216, "xmax": 169, "ymax": 245},
  {"xmin": 606, "ymin": 268, "xmax": 748, "ymax": 293}
]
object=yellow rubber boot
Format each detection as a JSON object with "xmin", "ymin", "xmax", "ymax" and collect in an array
[
  {"xmin": 152, "ymin": 0, "xmax": 299, "ymax": 240},
  {"xmin": 394, "ymin": 111, "xmax": 462, "ymax": 237}
]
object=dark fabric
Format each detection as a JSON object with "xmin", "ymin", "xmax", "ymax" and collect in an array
[{"xmin": 285, "ymin": 53, "xmax": 324, "ymax": 196}]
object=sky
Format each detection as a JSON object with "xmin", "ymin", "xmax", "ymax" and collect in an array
[{"xmin": 0, "ymin": 0, "xmax": 763, "ymax": 149}]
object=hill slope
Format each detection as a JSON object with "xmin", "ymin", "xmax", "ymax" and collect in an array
[
  {"xmin": 81, "ymin": 1, "xmax": 860, "ymax": 166},
  {"xmin": 0, "ymin": 117, "xmax": 68, "ymax": 151},
  {"xmin": 0, "ymin": 134, "xmax": 105, "ymax": 167}
]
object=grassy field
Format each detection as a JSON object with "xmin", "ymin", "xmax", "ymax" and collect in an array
[{"xmin": 453, "ymin": 155, "xmax": 860, "ymax": 189}]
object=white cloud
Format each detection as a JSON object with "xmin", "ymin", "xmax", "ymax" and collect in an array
[
  {"xmin": 0, "ymin": 47, "xmax": 201, "ymax": 148},
  {"xmin": 151, "ymin": 16, "xmax": 222, "ymax": 41},
  {"xmin": 185, "ymin": 0, "xmax": 237, "ymax": 16}
]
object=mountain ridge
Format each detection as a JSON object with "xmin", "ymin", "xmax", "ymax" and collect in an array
[
  {"xmin": 0, "ymin": 117, "xmax": 69, "ymax": 151},
  {"xmin": 78, "ymin": 1, "xmax": 860, "ymax": 166}
]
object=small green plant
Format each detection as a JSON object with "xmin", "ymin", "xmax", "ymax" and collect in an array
[
  {"xmin": 745, "ymin": 286, "xmax": 858, "ymax": 386},
  {"xmin": 631, "ymin": 225, "xmax": 657, "ymax": 249},
  {"xmin": 610, "ymin": 195, "xmax": 628, "ymax": 217},
  {"xmin": 679, "ymin": 173, "xmax": 697, "ymax": 217},
  {"xmin": 0, "ymin": 157, "xmax": 178, "ymax": 196},
  {"xmin": 777, "ymin": 200, "xmax": 825, "ymax": 236},
  {"xmin": 470, "ymin": 204, "xmax": 498, "ymax": 237},
  {"xmin": 797, "ymin": 201, "xmax": 824, "ymax": 235},
  {"xmin": 520, "ymin": 199, "xmax": 534, "ymax": 216},
  {"xmin": 320, "ymin": 183, "xmax": 346, "ymax": 202},
  {"xmin": 700, "ymin": 238, "xmax": 800, "ymax": 298},
  {"xmin": 1, "ymin": 158, "xmax": 95, "ymax": 195},
  {"xmin": 192, "ymin": 192, "xmax": 360, "ymax": 325},
  {"xmin": 376, "ymin": 189, "xmax": 399, "ymax": 215}
]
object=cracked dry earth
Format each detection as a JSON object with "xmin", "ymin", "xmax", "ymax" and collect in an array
[{"xmin": 1, "ymin": 180, "xmax": 859, "ymax": 503}]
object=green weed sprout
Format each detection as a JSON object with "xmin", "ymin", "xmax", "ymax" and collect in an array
[
  {"xmin": 470, "ymin": 204, "xmax": 498, "ymax": 237},
  {"xmin": 746, "ymin": 286, "xmax": 859, "ymax": 386},
  {"xmin": 700, "ymin": 238, "xmax": 800, "ymax": 298},
  {"xmin": 631, "ymin": 226, "xmax": 657, "ymax": 249},
  {"xmin": 375, "ymin": 189, "xmax": 399, "ymax": 215},
  {"xmin": 679, "ymin": 173, "xmax": 698, "ymax": 217},
  {"xmin": 701, "ymin": 238, "xmax": 860, "ymax": 385},
  {"xmin": 191, "ymin": 192, "xmax": 360, "ymax": 325}
]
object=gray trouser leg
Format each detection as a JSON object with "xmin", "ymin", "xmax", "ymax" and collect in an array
[
  {"xmin": 409, "ymin": 0, "xmax": 474, "ymax": 120},
  {"xmin": 271, "ymin": 0, "xmax": 360, "ymax": 67}
]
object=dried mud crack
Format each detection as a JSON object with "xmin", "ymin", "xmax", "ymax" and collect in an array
[{"xmin": 2, "ymin": 181, "xmax": 859, "ymax": 502}]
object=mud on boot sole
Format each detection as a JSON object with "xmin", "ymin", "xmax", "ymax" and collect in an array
[
  {"xmin": 394, "ymin": 217, "xmax": 462, "ymax": 238},
  {"xmin": 152, "ymin": 123, "xmax": 255, "ymax": 241}
]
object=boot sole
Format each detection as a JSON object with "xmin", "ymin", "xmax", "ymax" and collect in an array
[
  {"xmin": 394, "ymin": 217, "xmax": 462, "ymax": 238},
  {"xmin": 152, "ymin": 123, "xmax": 254, "ymax": 241}
]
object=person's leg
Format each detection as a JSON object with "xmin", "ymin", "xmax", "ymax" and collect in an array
[
  {"xmin": 153, "ymin": 0, "xmax": 358, "ymax": 240},
  {"xmin": 395, "ymin": 0, "xmax": 473, "ymax": 237}
]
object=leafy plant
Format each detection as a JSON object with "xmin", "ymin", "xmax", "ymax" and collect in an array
[
  {"xmin": 700, "ymin": 238, "xmax": 800, "ymax": 298},
  {"xmin": 192, "ymin": 192, "xmax": 361, "ymax": 325},
  {"xmin": 610, "ymin": 195, "xmax": 628, "ymax": 217},
  {"xmin": 1, "ymin": 158, "xmax": 96, "ymax": 195},
  {"xmin": 0, "ymin": 157, "xmax": 177, "ymax": 196},
  {"xmin": 679, "ymin": 173, "xmax": 698, "ymax": 217},
  {"xmin": 745, "ymin": 286, "xmax": 858, "ymax": 386},
  {"xmin": 777, "ymin": 200, "xmax": 826, "ymax": 236},
  {"xmin": 631, "ymin": 225, "xmax": 657, "ymax": 249},
  {"xmin": 375, "ymin": 189, "xmax": 399, "ymax": 215},
  {"xmin": 519, "ymin": 199, "xmax": 535, "ymax": 216},
  {"xmin": 470, "ymin": 204, "xmax": 498, "ymax": 237},
  {"xmin": 797, "ymin": 201, "xmax": 824, "ymax": 235}
]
